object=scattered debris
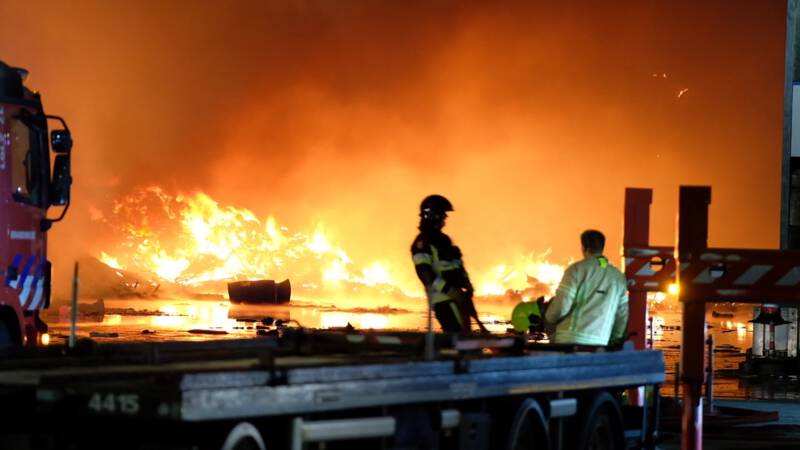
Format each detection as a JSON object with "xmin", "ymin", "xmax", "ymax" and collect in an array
[
  {"xmin": 228, "ymin": 279, "xmax": 291, "ymax": 304},
  {"xmin": 714, "ymin": 344, "xmax": 742, "ymax": 354},
  {"xmin": 80, "ymin": 257, "xmax": 162, "ymax": 299},
  {"xmin": 141, "ymin": 329, "xmax": 156, "ymax": 335},
  {"xmin": 187, "ymin": 329, "xmax": 228, "ymax": 335},
  {"xmin": 193, "ymin": 293, "xmax": 226, "ymax": 301},
  {"xmin": 339, "ymin": 305, "xmax": 410, "ymax": 314},
  {"xmin": 41, "ymin": 298, "xmax": 106, "ymax": 323},
  {"xmin": 328, "ymin": 322, "xmax": 357, "ymax": 332},
  {"xmin": 89, "ymin": 331, "xmax": 119, "ymax": 338},
  {"xmin": 106, "ymin": 307, "xmax": 183, "ymax": 317}
]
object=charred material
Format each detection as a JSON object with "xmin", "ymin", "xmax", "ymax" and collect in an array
[{"xmin": 227, "ymin": 279, "xmax": 291, "ymax": 304}]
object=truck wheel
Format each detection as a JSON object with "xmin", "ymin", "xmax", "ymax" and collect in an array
[
  {"xmin": 220, "ymin": 422, "xmax": 266, "ymax": 450},
  {"xmin": 576, "ymin": 392, "xmax": 624, "ymax": 450},
  {"xmin": 507, "ymin": 398, "xmax": 550, "ymax": 450},
  {"xmin": 0, "ymin": 320, "xmax": 13, "ymax": 348}
]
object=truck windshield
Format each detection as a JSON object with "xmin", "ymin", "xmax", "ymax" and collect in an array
[{"xmin": 9, "ymin": 114, "xmax": 46, "ymax": 207}]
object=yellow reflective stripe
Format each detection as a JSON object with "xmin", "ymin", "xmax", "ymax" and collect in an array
[
  {"xmin": 431, "ymin": 277, "xmax": 447, "ymax": 293},
  {"xmin": 433, "ymin": 260, "xmax": 461, "ymax": 272},
  {"xmin": 429, "ymin": 276, "xmax": 451, "ymax": 304},
  {"xmin": 449, "ymin": 302, "xmax": 463, "ymax": 326},
  {"xmin": 413, "ymin": 253, "xmax": 433, "ymax": 265},
  {"xmin": 431, "ymin": 292, "xmax": 452, "ymax": 304},
  {"xmin": 430, "ymin": 244, "xmax": 462, "ymax": 274}
]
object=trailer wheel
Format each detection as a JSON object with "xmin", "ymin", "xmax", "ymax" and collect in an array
[
  {"xmin": 576, "ymin": 392, "xmax": 624, "ymax": 450},
  {"xmin": 0, "ymin": 319, "xmax": 13, "ymax": 348},
  {"xmin": 220, "ymin": 422, "xmax": 266, "ymax": 450},
  {"xmin": 507, "ymin": 398, "xmax": 550, "ymax": 450},
  {"xmin": 0, "ymin": 308, "xmax": 21, "ymax": 348}
]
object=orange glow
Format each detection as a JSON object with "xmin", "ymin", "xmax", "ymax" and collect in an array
[
  {"xmin": 475, "ymin": 254, "xmax": 565, "ymax": 298},
  {"xmin": 1, "ymin": 2, "xmax": 784, "ymax": 304},
  {"xmin": 320, "ymin": 311, "xmax": 390, "ymax": 329},
  {"xmin": 667, "ymin": 283, "xmax": 680, "ymax": 296},
  {"xmin": 736, "ymin": 322, "xmax": 748, "ymax": 340},
  {"xmin": 98, "ymin": 188, "xmax": 566, "ymax": 301},
  {"xmin": 99, "ymin": 252, "xmax": 122, "ymax": 270},
  {"xmin": 97, "ymin": 188, "xmax": 400, "ymax": 297},
  {"xmin": 101, "ymin": 314, "xmax": 123, "ymax": 326}
]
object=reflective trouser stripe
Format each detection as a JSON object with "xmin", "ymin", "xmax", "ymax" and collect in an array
[
  {"xmin": 431, "ymin": 277, "xmax": 446, "ymax": 292},
  {"xmin": 449, "ymin": 302, "xmax": 463, "ymax": 325},
  {"xmin": 430, "ymin": 293, "xmax": 452, "ymax": 304},
  {"xmin": 413, "ymin": 253, "xmax": 433, "ymax": 265},
  {"xmin": 429, "ymin": 277, "xmax": 452, "ymax": 304}
]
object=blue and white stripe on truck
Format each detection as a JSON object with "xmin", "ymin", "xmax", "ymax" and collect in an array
[{"xmin": 3, "ymin": 255, "xmax": 47, "ymax": 311}]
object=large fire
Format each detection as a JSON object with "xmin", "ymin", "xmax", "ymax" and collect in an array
[{"xmin": 97, "ymin": 187, "xmax": 565, "ymax": 301}]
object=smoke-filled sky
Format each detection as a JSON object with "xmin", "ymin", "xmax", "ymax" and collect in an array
[{"xmin": 0, "ymin": 0, "xmax": 788, "ymax": 295}]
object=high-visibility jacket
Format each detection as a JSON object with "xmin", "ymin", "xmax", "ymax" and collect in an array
[
  {"xmin": 411, "ymin": 231, "xmax": 469, "ymax": 304},
  {"xmin": 544, "ymin": 255, "xmax": 628, "ymax": 346}
]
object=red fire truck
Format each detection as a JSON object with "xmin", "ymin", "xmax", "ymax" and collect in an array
[{"xmin": 0, "ymin": 60, "xmax": 72, "ymax": 347}]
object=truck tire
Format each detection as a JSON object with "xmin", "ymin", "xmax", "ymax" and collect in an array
[
  {"xmin": 507, "ymin": 398, "xmax": 550, "ymax": 450},
  {"xmin": 0, "ymin": 320, "xmax": 13, "ymax": 348},
  {"xmin": 576, "ymin": 392, "xmax": 624, "ymax": 450},
  {"xmin": 220, "ymin": 422, "xmax": 266, "ymax": 450}
]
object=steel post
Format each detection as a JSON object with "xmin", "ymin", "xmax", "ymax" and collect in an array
[
  {"xmin": 781, "ymin": 0, "xmax": 798, "ymax": 249},
  {"xmin": 678, "ymin": 186, "xmax": 711, "ymax": 450},
  {"xmin": 69, "ymin": 262, "xmax": 79, "ymax": 349},
  {"xmin": 424, "ymin": 297, "xmax": 434, "ymax": 361},
  {"xmin": 624, "ymin": 188, "xmax": 653, "ymax": 352},
  {"xmin": 624, "ymin": 188, "xmax": 653, "ymax": 407},
  {"xmin": 706, "ymin": 334, "xmax": 715, "ymax": 414}
]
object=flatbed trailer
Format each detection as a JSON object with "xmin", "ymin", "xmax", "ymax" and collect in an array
[{"xmin": 0, "ymin": 330, "xmax": 663, "ymax": 450}]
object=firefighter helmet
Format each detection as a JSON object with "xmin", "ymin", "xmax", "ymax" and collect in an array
[
  {"xmin": 511, "ymin": 299, "xmax": 543, "ymax": 332},
  {"xmin": 420, "ymin": 194, "xmax": 453, "ymax": 215}
]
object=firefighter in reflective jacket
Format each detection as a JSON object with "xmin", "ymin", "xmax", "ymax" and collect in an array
[
  {"xmin": 544, "ymin": 230, "xmax": 629, "ymax": 346},
  {"xmin": 411, "ymin": 195, "xmax": 488, "ymax": 333}
]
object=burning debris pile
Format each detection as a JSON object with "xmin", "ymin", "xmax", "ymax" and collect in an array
[
  {"xmin": 90, "ymin": 187, "xmax": 566, "ymax": 303},
  {"xmin": 94, "ymin": 187, "xmax": 409, "ymax": 301},
  {"xmin": 78, "ymin": 256, "xmax": 164, "ymax": 299},
  {"xmin": 472, "ymin": 251, "xmax": 566, "ymax": 301}
]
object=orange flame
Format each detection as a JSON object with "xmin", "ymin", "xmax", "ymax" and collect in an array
[
  {"xmin": 98, "ymin": 187, "xmax": 565, "ymax": 301},
  {"xmin": 98, "ymin": 187, "xmax": 411, "ymax": 298}
]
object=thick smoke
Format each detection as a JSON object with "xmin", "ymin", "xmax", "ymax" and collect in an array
[{"xmin": 0, "ymin": 0, "xmax": 787, "ymax": 298}]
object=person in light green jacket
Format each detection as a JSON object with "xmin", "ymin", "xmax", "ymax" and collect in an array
[{"xmin": 544, "ymin": 230, "xmax": 629, "ymax": 347}]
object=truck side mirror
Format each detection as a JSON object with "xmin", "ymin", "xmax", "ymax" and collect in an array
[
  {"xmin": 51, "ymin": 129, "xmax": 72, "ymax": 153},
  {"xmin": 49, "ymin": 154, "xmax": 71, "ymax": 206}
]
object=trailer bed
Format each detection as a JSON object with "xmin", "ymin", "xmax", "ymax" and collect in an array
[{"xmin": 0, "ymin": 332, "xmax": 664, "ymax": 423}]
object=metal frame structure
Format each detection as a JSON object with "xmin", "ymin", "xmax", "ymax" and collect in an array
[
  {"xmin": 623, "ymin": 185, "xmax": 800, "ymax": 450},
  {"xmin": 623, "ymin": 188, "xmax": 675, "ymax": 352}
]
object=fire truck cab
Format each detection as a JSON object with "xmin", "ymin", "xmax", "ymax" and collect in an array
[{"xmin": 0, "ymin": 61, "xmax": 72, "ymax": 347}]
